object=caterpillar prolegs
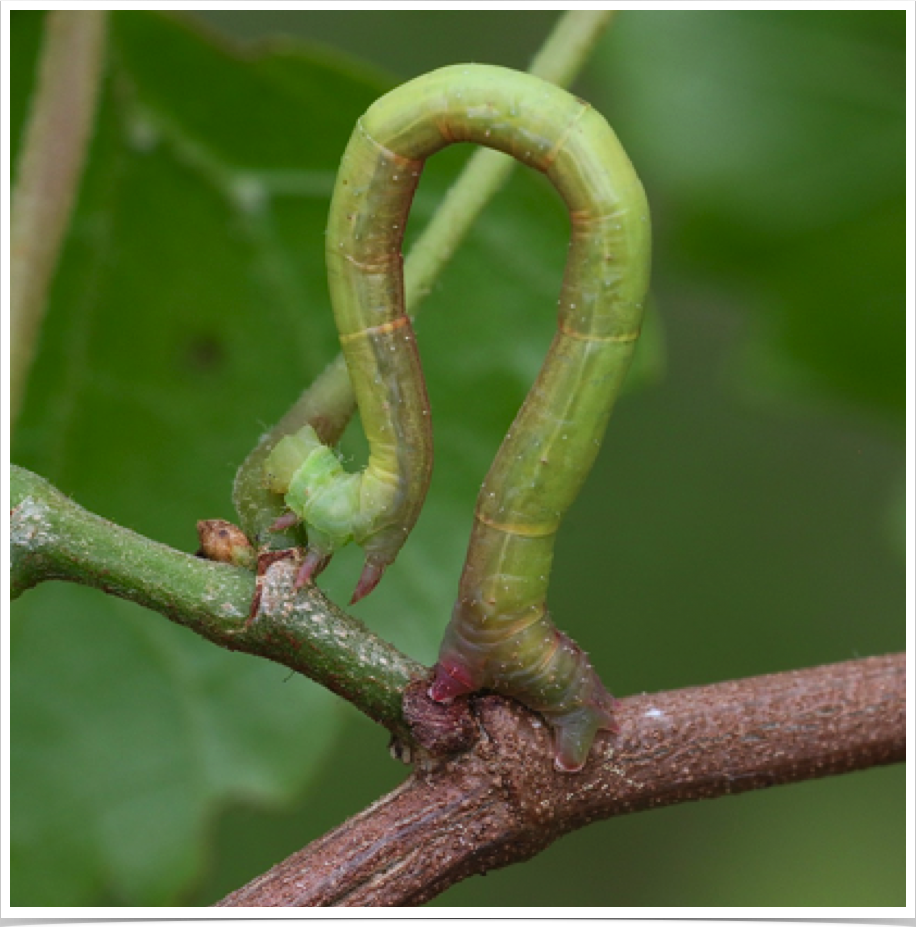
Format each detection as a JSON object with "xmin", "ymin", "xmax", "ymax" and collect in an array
[{"xmin": 264, "ymin": 64, "xmax": 651, "ymax": 770}]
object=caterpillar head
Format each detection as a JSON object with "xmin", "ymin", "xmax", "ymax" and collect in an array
[{"xmin": 264, "ymin": 426, "xmax": 324, "ymax": 495}]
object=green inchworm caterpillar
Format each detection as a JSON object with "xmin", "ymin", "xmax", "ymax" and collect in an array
[{"xmin": 264, "ymin": 64, "xmax": 650, "ymax": 770}]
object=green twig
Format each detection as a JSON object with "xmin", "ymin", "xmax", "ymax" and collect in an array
[
  {"xmin": 232, "ymin": 11, "xmax": 616, "ymax": 542},
  {"xmin": 10, "ymin": 465, "xmax": 425, "ymax": 740},
  {"xmin": 10, "ymin": 11, "xmax": 107, "ymax": 428}
]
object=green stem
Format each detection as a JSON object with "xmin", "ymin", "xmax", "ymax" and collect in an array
[
  {"xmin": 10, "ymin": 11, "xmax": 107, "ymax": 428},
  {"xmin": 11, "ymin": 465, "xmax": 425, "ymax": 740},
  {"xmin": 232, "ymin": 11, "xmax": 615, "ymax": 542},
  {"xmin": 403, "ymin": 11, "xmax": 615, "ymax": 309}
]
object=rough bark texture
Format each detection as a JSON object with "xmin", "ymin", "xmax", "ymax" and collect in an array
[{"xmin": 218, "ymin": 652, "xmax": 905, "ymax": 907}]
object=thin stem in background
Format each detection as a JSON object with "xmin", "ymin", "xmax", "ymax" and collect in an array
[
  {"xmin": 10, "ymin": 11, "xmax": 107, "ymax": 428},
  {"xmin": 403, "ymin": 10, "xmax": 616, "ymax": 309}
]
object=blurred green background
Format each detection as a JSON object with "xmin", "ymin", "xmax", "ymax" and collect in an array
[{"xmin": 10, "ymin": 11, "xmax": 904, "ymax": 907}]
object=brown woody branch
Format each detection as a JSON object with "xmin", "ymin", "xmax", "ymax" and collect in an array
[{"xmin": 218, "ymin": 652, "xmax": 905, "ymax": 907}]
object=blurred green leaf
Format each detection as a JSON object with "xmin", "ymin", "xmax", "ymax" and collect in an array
[
  {"xmin": 595, "ymin": 11, "xmax": 904, "ymax": 415},
  {"xmin": 11, "ymin": 10, "xmax": 660, "ymax": 904},
  {"xmin": 10, "ymin": 11, "xmax": 382, "ymax": 904},
  {"xmin": 12, "ymin": 585, "xmax": 338, "ymax": 904}
]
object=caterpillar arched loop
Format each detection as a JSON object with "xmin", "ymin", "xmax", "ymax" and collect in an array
[{"xmin": 265, "ymin": 64, "xmax": 651, "ymax": 769}]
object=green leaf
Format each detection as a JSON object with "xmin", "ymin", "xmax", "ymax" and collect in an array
[
  {"xmin": 12, "ymin": 585, "xmax": 337, "ymax": 904},
  {"xmin": 595, "ymin": 10, "xmax": 904, "ymax": 416},
  {"xmin": 11, "ymin": 11, "xmax": 659, "ymax": 903}
]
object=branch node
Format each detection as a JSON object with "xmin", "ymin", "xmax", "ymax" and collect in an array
[{"xmin": 401, "ymin": 676, "xmax": 480, "ymax": 759}]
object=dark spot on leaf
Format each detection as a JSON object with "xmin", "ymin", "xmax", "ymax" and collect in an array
[{"xmin": 183, "ymin": 334, "xmax": 225, "ymax": 374}]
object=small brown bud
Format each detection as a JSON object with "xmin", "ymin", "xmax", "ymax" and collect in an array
[{"xmin": 196, "ymin": 519, "xmax": 256, "ymax": 569}]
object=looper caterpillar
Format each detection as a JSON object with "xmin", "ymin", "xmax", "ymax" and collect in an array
[{"xmin": 264, "ymin": 64, "xmax": 650, "ymax": 770}]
